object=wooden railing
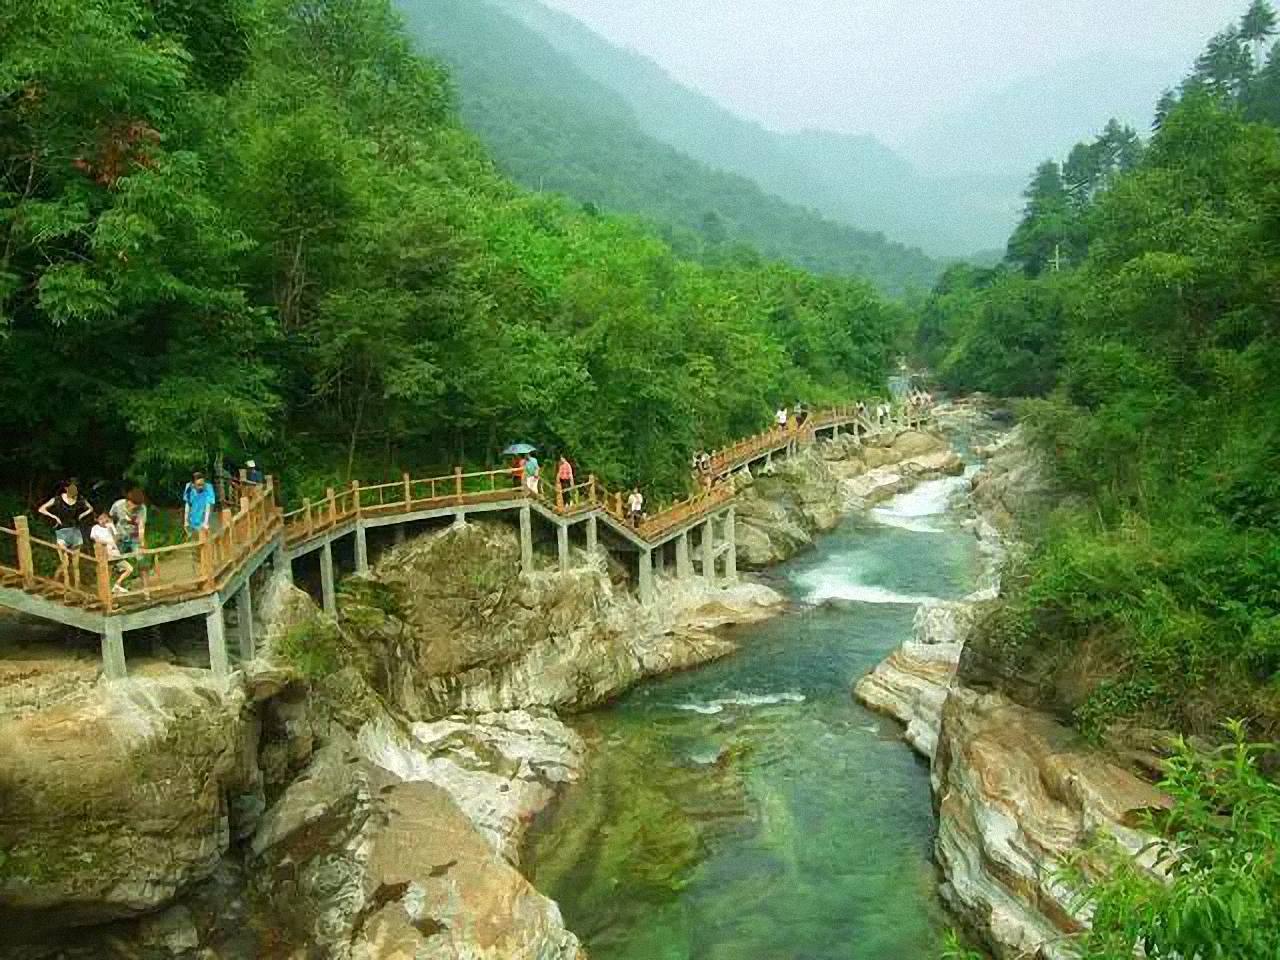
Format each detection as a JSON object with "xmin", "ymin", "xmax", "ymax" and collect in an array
[
  {"xmin": 0, "ymin": 481, "xmax": 281, "ymax": 613},
  {"xmin": 0, "ymin": 400, "xmax": 936, "ymax": 617}
]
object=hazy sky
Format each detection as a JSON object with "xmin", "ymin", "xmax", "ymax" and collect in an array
[{"xmin": 539, "ymin": 0, "xmax": 1241, "ymax": 145}]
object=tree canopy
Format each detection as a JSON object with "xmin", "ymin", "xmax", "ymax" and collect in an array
[{"xmin": 0, "ymin": 0, "xmax": 901, "ymax": 506}]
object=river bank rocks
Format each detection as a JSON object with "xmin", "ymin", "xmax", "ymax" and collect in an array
[
  {"xmin": 854, "ymin": 596, "xmax": 988, "ymax": 759},
  {"xmin": 733, "ymin": 427, "xmax": 961, "ymax": 566},
  {"xmin": 853, "ymin": 405, "xmax": 1169, "ymax": 960}
]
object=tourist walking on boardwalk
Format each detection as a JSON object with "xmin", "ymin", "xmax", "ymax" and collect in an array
[
  {"xmin": 90, "ymin": 510, "xmax": 134, "ymax": 595},
  {"xmin": 511, "ymin": 455, "xmax": 525, "ymax": 488},
  {"xmin": 627, "ymin": 487, "xmax": 644, "ymax": 527},
  {"xmin": 557, "ymin": 456, "xmax": 574, "ymax": 501},
  {"xmin": 775, "ymin": 406, "xmax": 788, "ymax": 433},
  {"xmin": 523, "ymin": 453, "xmax": 541, "ymax": 495},
  {"xmin": 38, "ymin": 479, "xmax": 92, "ymax": 585},
  {"xmin": 183, "ymin": 471, "xmax": 217, "ymax": 539},
  {"xmin": 109, "ymin": 488, "xmax": 147, "ymax": 556}
]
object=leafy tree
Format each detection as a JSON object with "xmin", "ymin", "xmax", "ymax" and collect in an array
[{"xmin": 1070, "ymin": 725, "xmax": 1280, "ymax": 960}]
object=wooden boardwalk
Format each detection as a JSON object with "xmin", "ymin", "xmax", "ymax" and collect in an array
[{"xmin": 0, "ymin": 402, "xmax": 928, "ymax": 681}]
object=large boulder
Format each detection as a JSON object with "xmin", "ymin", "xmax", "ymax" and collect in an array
[
  {"xmin": 250, "ymin": 742, "xmax": 583, "ymax": 960},
  {"xmin": 339, "ymin": 522, "xmax": 765, "ymax": 718},
  {"xmin": 933, "ymin": 687, "xmax": 1168, "ymax": 960},
  {"xmin": 0, "ymin": 674, "xmax": 256, "ymax": 937},
  {"xmin": 732, "ymin": 449, "xmax": 843, "ymax": 568}
]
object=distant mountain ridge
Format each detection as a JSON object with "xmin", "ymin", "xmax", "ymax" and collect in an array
[
  {"xmin": 395, "ymin": 0, "xmax": 943, "ymax": 294},
  {"xmin": 489, "ymin": 0, "xmax": 1025, "ymax": 255}
]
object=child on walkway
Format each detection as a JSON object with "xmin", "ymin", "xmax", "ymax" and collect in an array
[{"xmin": 90, "ymin": 511, "xmax": 134, "ymax": 595}]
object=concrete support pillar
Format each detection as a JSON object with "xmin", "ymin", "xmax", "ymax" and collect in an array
[
  {"xmin": 701, "ymin": 520, "xmax": 716, "ymax": 584},
  {"xmin": 236, "ymin": 581, "xmax": 255, "ymax": 662},
  {"xmin": 452, "ymin": 510, "xmax": 467, "ymax": 528},
  {"xmin": 638, "ymin": 548, "xmax": 654, "ymax": 605},
  {"xmin": 654, "ymin": 543, "xmax": 667, "ymax": 577},
  {"xmin": 586, "ymin": 515, "xmax": 598, "ymax": 555},
  {"xmin": 320, "ymin": 540, "xmax": 336, "ymax": 617},
  {"xmin": 274, "ymin": 543, "xmax": 293, "ymax": 585},
  {"xmin": 353, "ymin": 521, "xmax": 369, "ymax": 574},
  {"xmin": 207, "ymin": 606, "xmax": 229, "ymax": 681},
  {"xmin": 393, "ymin": 525, "xmax": 406, "ymax": 546},
  {"xmin": 676, "ymin": 530, "xmax": 691, "ymax": 580},
  {"xmin": 557, "ymin": 522, "xmax": 570, "ymax": 572},
  {"xmin": 101, "ymin": 619, "xmax": 127, "ymax": 680},
  {"xmin": 519, "ymin": 505, "xmax": 533, "ymax": 573},
  {"xmin": 724, "ymin": 508, "xmax": 738, "ymax": 582}
]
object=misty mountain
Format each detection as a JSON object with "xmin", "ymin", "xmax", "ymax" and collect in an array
[
  {"xmin": 901, "ymin": 52, "xmax": 1185, "ymax": 178},
  {"xmin": 395, "ymin": 0, "xmax": 942, "ymax": 293},
  {"xmin": 487, "ymin": 0, "xmax": 1025, "ymax": 255}
]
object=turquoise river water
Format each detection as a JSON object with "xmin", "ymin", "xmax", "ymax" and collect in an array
[{"xmin": 528, "ymin": 470, "xmax": 982, "ymax": 960}]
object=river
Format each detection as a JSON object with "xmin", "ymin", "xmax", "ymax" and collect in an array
[{"xmin": 527, "ymin": 468, "xmax": 981, "ymax": 960}]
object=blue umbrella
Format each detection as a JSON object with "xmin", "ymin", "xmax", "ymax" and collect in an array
[{"xmin": 502, "ymin": 442, "xmax": 537, "ymax": 456}]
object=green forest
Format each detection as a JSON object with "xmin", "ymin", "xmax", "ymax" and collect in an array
[
  {"xmin": 0, "ymin": 0, "xmax": 904, "ymax": 509},
  {"xmin": 920, "ymin": 5, "xmax": 1280, "ymax": 956},
  {"xmin": 394, "ymin": 0, "xmax": 943, "ymax": 294}
]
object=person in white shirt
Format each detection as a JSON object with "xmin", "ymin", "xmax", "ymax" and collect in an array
[
  {"xmin": 627, "ymin": 488, "xmax": 644, "ymax": 527},
  {"xmin": 90, "ymin": 511, "xmax": 134, "ymax": 594},
  {"xmin": 775, "ymin": 406, "xmax": 788, "ymax": 431}
]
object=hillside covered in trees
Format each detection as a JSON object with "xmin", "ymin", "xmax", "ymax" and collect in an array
[
  {"xmin": 394, "ymin": 0, "xmax": 944, "ymax": 293},
  {"xmin": 0, "ymin": 0, "xmax": 905, "ymax": 506},
  {"xmin": 482, "ymin": 0, "xmax": 1025, "ymax": 258},
  {"xmin": 917, "ymin": 7, "xmax": 1280, "ymax": 954}
]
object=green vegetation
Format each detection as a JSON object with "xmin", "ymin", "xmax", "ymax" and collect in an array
[
  {"xmin": 915, "ymin": 3, "xmax": 1280, "ymax": 739},
  {"xmin": 394, "ymin": 0, "xmax": 943, "ymax": 293},
  {"xmin": 0, "ymin": 0, "xmax": 903, "ymax": 507}
]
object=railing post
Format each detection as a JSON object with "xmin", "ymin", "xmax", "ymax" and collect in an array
[
  {"xmin": 351, "ymin": 480, "xmax": 362, "ymax": 517},
  {"xmin": 588, "ymin": 474, "xmax": 596, "ymax": 504},
  {"xmin": 94, "ymin": 540, "xmax": 114, "ymax": 611},
  {"xmin": 403, "ymin": 472, "xmax": 412, "ymax": 509},
  {"xmin": 454, "ymin": 466, "xmax": 463, "ymax": 504},
  {"xmin": 614, "ymin": 492, "xmax": 623, "ymax": 517},
  {"xmin": 303, "ymin": 498, "xmax": 314, "ymax": 538},
  {"xmin": 199, "ymin": 528, "xmax": 214, "ymax": 591},
  {"xmin": 14, "ymin": 516, "xmax": 34, "ymax": 588},
  {"xmin": 221, "ymin": 508, "xmax": 235, "ymax": 558}
]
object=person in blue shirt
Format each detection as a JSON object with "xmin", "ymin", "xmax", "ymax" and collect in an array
[{"xmin": 183, "ymin": 471, "xmax": 218, "ymax": 539}]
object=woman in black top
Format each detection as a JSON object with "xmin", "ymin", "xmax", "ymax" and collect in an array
[{"xmin": 38, "ymin": 480, "xmax": 93, "ymax": 586}]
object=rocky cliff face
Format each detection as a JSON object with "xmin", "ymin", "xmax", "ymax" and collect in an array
[
  {"xmin": 340, "ymin": 521, "xmax": 785, "ymax": 718},
  {"xmin": 853, "ymin": 407, "xmax": 1168, "ymax": 960}
]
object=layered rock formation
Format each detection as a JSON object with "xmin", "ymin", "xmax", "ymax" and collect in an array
[{"xmin": 933, "ymin": 688, "xmax": 1168, "ymax": 960}]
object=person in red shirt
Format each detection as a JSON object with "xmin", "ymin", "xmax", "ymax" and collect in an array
[{"xmin": 511, "ymin": 456, "xmax": 525, "ymax": 488}]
